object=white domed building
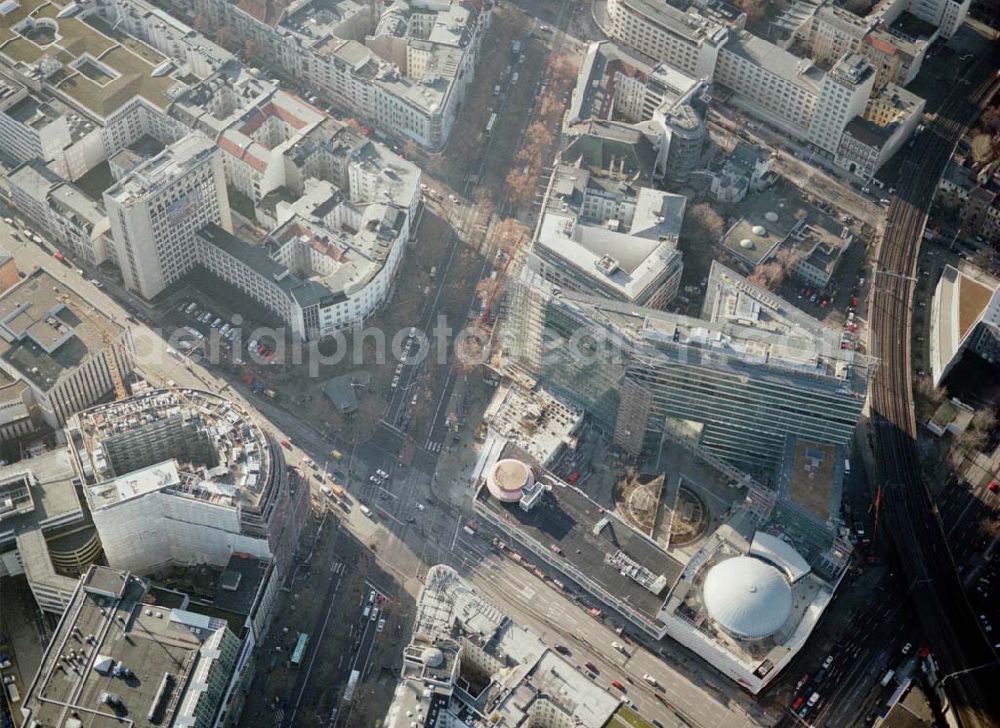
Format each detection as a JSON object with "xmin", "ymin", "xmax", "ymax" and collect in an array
[
  {"xmin": 659, "ymin": 525, "xmax": 843, "ymax": 694},
  {"xmin": 702, "ymin": 556, "xmax": 793, "ymax": 640}
]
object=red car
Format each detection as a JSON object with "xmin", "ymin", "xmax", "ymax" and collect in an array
[
  {"xmin": 280, "ymin": 439, "xmax": 292, "ymax": 449},
  {"xmin": 791, "ymin": 696, "xmax": 805, "ymax": 711},
  {"xmin": 989, "ymin": 480, "xmax": 999, "ymax": 493},
  {"xmin": 611, "ymin": 679, "xmax": 626, "ymax": 691},
  {"xmin": 566, "ymin": 471, "xmax": 580, "ymax": 484}
]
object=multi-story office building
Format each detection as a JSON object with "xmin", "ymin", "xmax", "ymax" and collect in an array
[
  {"xmin": 504, "ymin": 265, "xmax": 869, "ymax": 471},
  {"xmin": 18, "ymin": 565, "xmax": 245, "ymax": 728},
  {"xmin": 527, "ymin": 165, "xmax": 685, "ymax": 309},
  {"xmin": 607, "ymin": 0, "xmax": 730, "ymax": 78},
  {"xmin": 0, "ymin": 0, "xmax": 222, "ymax": 178},
  {"xmin": 0, "ymin": 449, "xmax": 102, "ymax": 614},
  {"xmin": 104, "ymin": 133, "xmax": 233, "ymax": 299},
  {"xmin": 0, "ymin": 269, "xmax": 134, "ymax": 428},
  {"xmin": 605, "ymin": 1, "xmax": 925, "ymax": 166},
  {"xmin": 565, "ymin": 41, "xmax": 708, "ymax": 183},
  {"xmin": 807, "ymin": 54, "xmax": 875, "ymax": 156},
  {"xmin": 713, "ymin": 34, "xmax": 826, "ymax": 139},
  {"xmin": 861, "ymin": 25, "xmax": 932, "ymax": 89},
  {"xmin": 189, "ymin": 0, "xmax": 491, "ymax": 150},
  {"xmin": 66, "ymin": 388, "xmax": 309, "ymax": 577}
]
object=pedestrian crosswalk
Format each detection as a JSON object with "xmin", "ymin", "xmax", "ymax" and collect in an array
[
  {"xmin": 424, "ymin": 439, "xmax": 442, "ymax": 452},
  {"xmin": 330, "ymin": 561, "xmax": 345, "ymax": 575},
  {"xmin": 274, "ymin": 707, "xmax": 285, "ymax": 726}
]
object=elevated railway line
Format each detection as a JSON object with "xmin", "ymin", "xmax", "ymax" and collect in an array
[{"xmin": 870, "ymin": 57, "xmax": 1000, "ymax": 727}]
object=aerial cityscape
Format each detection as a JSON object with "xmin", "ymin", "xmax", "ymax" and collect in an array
[{"xmin": 0, "ymin": 0, "xmax": 998, "ymax": 726}]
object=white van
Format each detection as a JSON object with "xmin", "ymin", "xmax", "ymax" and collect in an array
[
  {"xmin": 844, "ymin": 459, "xmax": 851, "ymax": 475},
  {"xmin": 359, "ymin": 505, "xmax": 373, "ymax": 518}
]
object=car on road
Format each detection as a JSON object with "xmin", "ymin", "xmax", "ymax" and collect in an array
[
  {"xmin": 642, "ymin": 674, "xmax": 658, "ymax": 687},
  {"xmin": 791, "ymin": 696, "xmax": 805, "ymax": 711},
  {"xmin": 280, "ymin": 439, "xmax": 292, "ymax": 449},
  {"xmin": 795, "ymin": 673, "xmax": 809, "ymax": 691},
  {"xmin": 901, "ymin": 642, "xmax": 912, "ymax": 656},
  {"xmin": 822, "ymin": 655, "xmax": 834, "ymax": 670},
  {"xmin": 989, "ymin": 480, "xmax": 998, "ymax": 493},
  {"xmin": 554, "ymin": 644, "xmax": 570, "ymax": 656},
  {"xmin": 610, "ymin": 679, "xmax": 625, "ymax": 691},
  {"xmin": 584, "ymin": 661, "xmax": 598, "ymax": 674}
]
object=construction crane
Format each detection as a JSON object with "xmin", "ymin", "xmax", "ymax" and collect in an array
[{"xmin": 102, "ymin": 330, "xmax": 129, "ymax": 401}]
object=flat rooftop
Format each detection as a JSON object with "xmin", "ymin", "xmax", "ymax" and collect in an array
[
  {"xmin": 104, "ymin": 132, "xmax": 216, "ymax": 208},
  {"xmin": 0, "ymin": 269, "xmax": 123, "ymax": 393},
  {"xmin": 475, "ymin": 445, "xmax": 683, "ymax": 623},
  {"xmin": 721, "ymin": 187, "xmax": 808, "ymax": 266},
  {"xmin": 616, "ymin": 0, "xmax": 728, "ymax": 45},
  {"xmin": 778, "ymin": 438, "xmax": 842, "ymax": 524},
  {"xmin": 0, "ymin": 1, "xmax": 191, "ymax": 121},
  {"xmin": 535, "ymin": 166, "xmax": 685, "ymax": 301},
  {"xmin": 21, "ymin": 566, "xmax": 234, "ymax": 728},
  {"xmin": 930, "ymin": 264, "xmax": 1000, "ymax": 384},
  {"xmin": 725, "ymin": 32, "xmax": 824, "ymax": 93},
  {"xmin": 0, "ymin": 448, "xmax": 83, "ymax": 548}
]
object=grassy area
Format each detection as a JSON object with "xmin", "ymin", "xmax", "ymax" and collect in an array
[{"xmin": 608, "ymin": 705, "xmax": 656, "ymax": 728}]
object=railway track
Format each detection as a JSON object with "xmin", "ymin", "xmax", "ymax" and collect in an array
[{"xmin": 869, "ymin": 55, "xmax": 1000, "ymax": 727}]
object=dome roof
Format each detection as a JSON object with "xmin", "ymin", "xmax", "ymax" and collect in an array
[
  {"xmin": 764, "ymin": 211, "xmax": 779, "ymax": 222},
  {"xmin": 703, "ymin": 556, "xmax": 792, "ymax": 639},
  {"xmin": 422, "ymin": 647, "xmax": 444, "ymax": 668},
  {"xmin": 739, "ymin": 238, "xmax": 754, "ymax": 249},
  {"xmin": 751, "ymin": 225, "xmax": 767, "ymax": 236},
  {"xmin": 486, "ymin": 459, "xmax": 534, "ymax": 502}
]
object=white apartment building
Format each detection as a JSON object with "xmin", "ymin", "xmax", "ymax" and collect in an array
[
  {"xmin": 607, "ymin": 0, "xmax": 729, "ymax": 78},
  {"xmin": 793, "ymin": 5, "xmax": 871, "ymax": 64},
  {"xmin": 605, "ymin": 3, "xmax": 903, "ymax": 162},
  {"xmin": 528, "ymin": 165, "xmax": 686, "ymax": 309},
  {"xmin": 714, "ymin": 34, "xmax": 825, "ymax": 137},
  {"xmin": 0, "ymin": 77, "xmax": 73, "ymax": 168},
  {"xmin": 191, "ymin": 0, "xmax": 492, "ymax": 150},
  {"xmin": 211, "ymin": 88, "xmax": 327, "ymax": 203},
  {"xmin": 0, "ymin": 270, "xmax": 134, "ymax": 428},
  {"xmin": 104, "ymin": 133, "xmax": 233, "ymax": 299},
  {"xmin": 807, "ymin": 54, "xmax": 876, "ymax": 156},
  {"xmin": 904, "ymin": 0, "xmax": 971, "ymax": 37},
  {"xmin": 197, "ymin": 127, "xmax": 420, "ymax": 339},
  {"xmin": 8, "ymin": 161, "xmax": 113, "ymax": 266}
]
